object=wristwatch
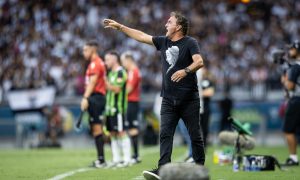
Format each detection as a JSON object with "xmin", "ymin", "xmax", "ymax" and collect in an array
[{"xmin": 184, "ymin": 67, "xmax": 191, "ymax": 74}]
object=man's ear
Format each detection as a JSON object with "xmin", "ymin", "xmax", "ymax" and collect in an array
[
  {"xmin": 92, "ymin": 47, "xmax": 97, "ymax": 53},
  {"xmin": 176, "ymin": 25, "xmax": 182, "ymax": 32}
]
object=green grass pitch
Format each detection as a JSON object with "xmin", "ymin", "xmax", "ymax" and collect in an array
[{"xmin": 0, "ymin": 146, "xmax": 299, "ymax": 180}]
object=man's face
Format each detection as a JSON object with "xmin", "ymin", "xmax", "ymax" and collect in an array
[
  {"xmin": 288, "ymin": 48, "xmax": 297, "ymax": 59},
  {"xmin": 165, "ymin": 16, "xmax": 179, "ymax": 38},
  {"xmin": 82, "ymin": 45, "xmax": 93, "ymax": 61},
  {"xmin": 104, "ymin": 54, "xmax": 114, "ymax": 69},
  {"xmin": 120, "ymin": 57, "xmax": 129, "ymax": 70}
]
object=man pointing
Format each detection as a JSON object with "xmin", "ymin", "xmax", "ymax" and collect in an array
[{"xmin": 104, "ymin": 11, "xmax": 205, "ymax": 180}]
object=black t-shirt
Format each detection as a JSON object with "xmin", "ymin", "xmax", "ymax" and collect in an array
[
  {"xmin": 287, "ymin": 63, "xmax": 300, "ymax": 97},
  {"xmin": 152, "ymin": 36, "xmax": 200, "ymax": 100}
]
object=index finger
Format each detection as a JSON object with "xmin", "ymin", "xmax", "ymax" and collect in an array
[{"xmin": 103, "ymin": 19, "xmax": 111, "ymax": 25}]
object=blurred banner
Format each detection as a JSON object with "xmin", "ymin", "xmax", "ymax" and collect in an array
[
  {"xmin": 210, "ymin": 101, "xmax": 283, "ymax": 133},
  {"xmin": 7, "ymin": 86, "xmax": 56, "ymax": 111}
]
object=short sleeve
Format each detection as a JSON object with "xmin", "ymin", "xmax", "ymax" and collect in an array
[
  {"xmin": 88, "ymin": 61, "xmax": 100, "ymax": 75},
  {"xmin": 201, "ymin": 79, "xmax": 213, "ymax": 90},
  {"xmin": 287, "ymin": 65, "xmax": 300, "ymax": 83},
  {"xmin": 127, "ymin": 69, "xmax": 139, "ymax": 88},
  {"xmin": 152, "ymin": 36, "xmax": 166, "ymax": 51},
  {"xmin": 188, "ymin": 38, "xmax": 200, "ymax": 56}
]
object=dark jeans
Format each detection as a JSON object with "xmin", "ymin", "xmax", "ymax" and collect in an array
[
  {"xmin": 158, "ymin": 97, "xmax": 205, "ymax": 167},
  {"xmin": 200, "ymin": 109, "xmax": 210, "ymax": 147}
]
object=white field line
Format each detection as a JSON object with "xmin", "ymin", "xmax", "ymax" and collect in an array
[
  {"xmin": 132, "ymin": 176, "xmax": 145, "ymax": 180},
  {"xmin": 47, "ymin": 146, "xmax": 159, "ymax": 180},
  {"xmin": 47, "ymin": 168, "xmax": 93, "ymax": 180}
]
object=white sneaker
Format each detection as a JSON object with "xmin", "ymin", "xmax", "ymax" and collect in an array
[
  {"xmin": 105, "ymin": 161, "xmax": 119, "ymax": 168},
  {"xmin": 93, "ymin": 160, "xmax": 106, "ymax": 168},
  {"xmin": 130, "ymin": 157, "xmax": 142, "ymax": 164},
  {"xmin": 185, "ymin": 157, "xmax": 194, "ymax": 163},
  {"xmin": 116, "ymin": 161, "xmax": 131, "ymax": 168},
  {"xmin": 143, "ymin": 168, "xmax": 160, "ymax": 180}
]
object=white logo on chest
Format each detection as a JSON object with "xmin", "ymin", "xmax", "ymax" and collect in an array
[{"xmin": 165, "ymin": 46, "xmax": 179, "ymax": 73}]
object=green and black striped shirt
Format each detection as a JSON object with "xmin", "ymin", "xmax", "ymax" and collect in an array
[{"xmin": 105, "ymin": 67, "xmax": 128, "ymax": 116}]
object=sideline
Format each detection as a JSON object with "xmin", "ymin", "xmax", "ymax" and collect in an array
[
  {"xmin": 48, "ymin": 168, "xmax": 93, "ymax": 180},
  {"xmin": 47, "ymin": 146, "xmax": 159, "ymax": 180}
]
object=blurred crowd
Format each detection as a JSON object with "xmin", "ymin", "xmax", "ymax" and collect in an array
[{"xmin": 1, "ymin": 0, "xmax": 299, "ymax": 98}]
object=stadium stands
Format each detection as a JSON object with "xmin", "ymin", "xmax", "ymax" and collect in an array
[{"xmin": 0, "ymin": 0, "xmax": 299, "ymax": 100}]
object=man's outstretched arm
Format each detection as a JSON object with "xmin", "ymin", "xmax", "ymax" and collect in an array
[{"xmin": 103, "ymin": 19, "xmax": 154, "ymax": 45}]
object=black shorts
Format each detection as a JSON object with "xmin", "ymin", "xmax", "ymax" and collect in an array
[
  {"xmin": 127, "ymin": 102, "xmax": 139, "ymax": 129},
  {"xmin": 87, "ymin": 93, "xmax": 106, "ymax": 125},
  {"xmin": 283, "ymin": 97, "xmax": 300, "ymax": 133},
  {"xmin": 106, "ymin": 113, "xmax": 126, "ymax": 132}
]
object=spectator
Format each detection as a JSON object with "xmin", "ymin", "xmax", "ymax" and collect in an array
[{"xmin": 38, "ymin": 106, "xmax": 64, "ymax": 148}]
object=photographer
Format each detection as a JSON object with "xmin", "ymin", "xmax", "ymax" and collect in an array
[{"xmin": 280, "ymin": 41, "xmax": 300, "ymax": 166}]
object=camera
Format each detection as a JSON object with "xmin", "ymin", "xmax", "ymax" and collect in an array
[
  {"xmin": 272, "ymin": 49, "xmax": 287, "ymax": 65},
  {"xmin": 273, "ymin": 40, "xmax": 300, "ymax": 66},
  {"xmin": 272, "ymin": 40, "xmax": 300, "ymax": 66}
]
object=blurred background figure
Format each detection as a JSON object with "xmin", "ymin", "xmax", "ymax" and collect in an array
[
  {"xmin": 81, "ymin": 41, "xmax": 107, "ymax": 168},
  {"xmin": 105, "ymin": 51, "xmax": 131, "ymax": 167},
  {"xmin": 219, "ymin": 87, "xmax": 233, "ymax": 132},
  {"xmin": 121, "ymin": 51, "xmax": 142, "ymax": 164},
  {"xmin": 42, "ymin": 105, "xmax": 63, "ymax": 147},
  {"xmin": 37, "ymin": 105, "xmax": 64, "ymax": 148},
  {"xmin": 177, "ymin": 119, "xmax": 193, "ymax": 162},
  {"xmin": 200, "ymin": 66, "xmax": 215, "ymax": 147},
  {"xmin": 280, "ymin": 41, "xmax": 300, "ymax": 166}
]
